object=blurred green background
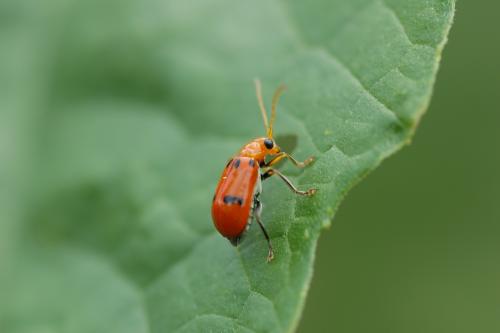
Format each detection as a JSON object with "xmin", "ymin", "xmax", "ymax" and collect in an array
[
  {"xmin": 299, "ymin": 1, "xmax": 500, "ymax": 332},
  {"xmin": 0, "ymin": 0, "xmax": 498, "ymax": 332}
]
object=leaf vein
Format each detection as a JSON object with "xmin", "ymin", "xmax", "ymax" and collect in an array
[{"xmin": 276, "ymin": 0, "xmax": 405, "ymax": 128}]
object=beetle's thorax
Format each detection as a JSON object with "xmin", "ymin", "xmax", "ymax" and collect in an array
[{"xmin": 238, "ymin": 137, "xmax": 280, "ymax": 165}]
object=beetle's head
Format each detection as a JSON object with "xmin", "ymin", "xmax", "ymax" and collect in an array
[{"xmin": 262, "ymin": 137, "xmax": 280, "ymax": 155}]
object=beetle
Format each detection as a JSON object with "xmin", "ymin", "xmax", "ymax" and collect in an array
[{"xmin": 211, "ymin": 79, "xmax": 317, "ymax": 262}]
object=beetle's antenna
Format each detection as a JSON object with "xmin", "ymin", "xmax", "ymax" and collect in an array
[
  {"xmin": 254, "ymin": 79, "xmax": 269, "ymax": 134},
  {"xmin": 269, "ymin": 84, "xmax": 287, "ymax": 138}
]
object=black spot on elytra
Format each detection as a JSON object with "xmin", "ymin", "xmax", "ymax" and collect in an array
[
  {"xmin": 233, "ymin": 159, "xmax": 241, "ymax": 168},
  {"xmin": 223, "ymin": 195, "xmax": 243, "ymax": 205},
  {"xmin": 249, "ymin": 159, "xmax": 255, "ymax": 167}
]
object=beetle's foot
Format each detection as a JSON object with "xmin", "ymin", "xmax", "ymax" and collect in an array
[
  {"xmin": 303, "ymin": 156, "xmax": 315, "ymax": 167},
  {"xmin": 266, "ymin": 248, "xmax": 275, "ymax": 263},
  {"xmin": 305, "ymin": 188, "xmax": 318, "ymax": 196}
]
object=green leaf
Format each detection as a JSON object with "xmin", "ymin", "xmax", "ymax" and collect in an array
[{"xmin": 0, "ymin": 0, "xmax": 454, "ymax": 332}]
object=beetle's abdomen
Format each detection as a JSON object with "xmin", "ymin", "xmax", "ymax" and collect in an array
[{"xmin": 211, "ymin": 157, "xmax": 259, "ymax": 238}]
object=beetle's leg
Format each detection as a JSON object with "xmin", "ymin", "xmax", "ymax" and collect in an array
[
  {"xmin": 261, "ymin": 168, "xmax": 317, "ymax": 196},
  {"xmin": 264, "ymin": 152, "xmax": 314, "ymax": 169},
  {"xmin": 228, "ymin": 236, "xmax": 240, "ymax": 247},
  {"xmin": 254, "ymin": 199, "xmax": 274, "ymax": 262}
]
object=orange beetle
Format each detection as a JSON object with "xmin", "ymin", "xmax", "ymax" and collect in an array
[{"xmin": 211, "ymin": 79, "xmax": 317, "ymax": 262}]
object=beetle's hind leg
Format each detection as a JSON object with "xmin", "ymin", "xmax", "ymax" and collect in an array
[{"xmin": 253, "ymin": 199, "xmax": 274, "ymax": 262}]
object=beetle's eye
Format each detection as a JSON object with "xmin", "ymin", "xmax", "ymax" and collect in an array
[{"xmin": 264, "ymin": 138, "xmax": 274, "ymax": 149}]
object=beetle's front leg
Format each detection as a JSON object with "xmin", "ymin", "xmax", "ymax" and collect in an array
[{"xmin": 265, "ymin": 152, "xmax": 314, "ymax": 169}]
